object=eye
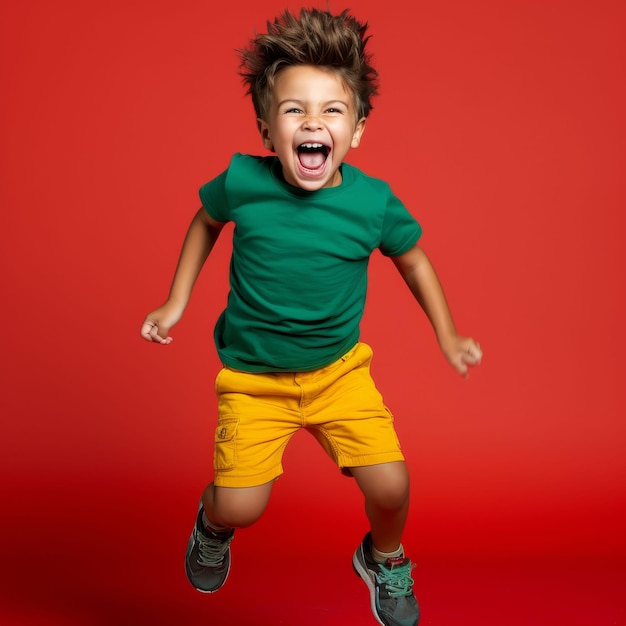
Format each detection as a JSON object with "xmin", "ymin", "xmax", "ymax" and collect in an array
[
  {"xmin": 326, "ymin": 107, "xmax": 343, "ymax": 114},
  {"xmin": 284, "ymin": 107, "xmax": 303, "ymax": 114}
]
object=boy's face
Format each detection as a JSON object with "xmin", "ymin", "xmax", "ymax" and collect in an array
[{"xmin": 257, "ymin": 64, "xmax": 366, "ymax": 191}]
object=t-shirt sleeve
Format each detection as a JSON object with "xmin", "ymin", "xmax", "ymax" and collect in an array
[
  {"xmin": 379, "ymin": 189, "xmax": 423, "ymax": 257},
  {"xmin": 199, "ymin": 168, "xmax": 230, "ymax": 223}
]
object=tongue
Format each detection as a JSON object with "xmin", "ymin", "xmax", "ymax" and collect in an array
[{"xmin": 299, "ymin": 151, "xmax": 326, "ymax": 170}]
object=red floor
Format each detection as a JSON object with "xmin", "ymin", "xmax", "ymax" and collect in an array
[{"xmin": 1, "ymin": 480, "xmax": 624, "ymax": 625}]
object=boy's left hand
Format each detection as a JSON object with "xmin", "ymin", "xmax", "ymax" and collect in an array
[{"xmin": 440, "ymin": 335, "xmax": 482, "ymax": 378}]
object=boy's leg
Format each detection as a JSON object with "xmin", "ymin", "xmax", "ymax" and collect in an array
[
  {"xmin": 186, "ymin": 481, "xmax": 273, "ymax": 593},
  {"xmin": 351, "ymin": 461, "xmax": 419, "ymax": 626},
  {"xmin": 351, "ymin": 461, "xmax": 410, "ymax": 552}
]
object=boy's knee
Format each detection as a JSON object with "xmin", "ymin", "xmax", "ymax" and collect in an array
[
  {"xmin": 372, "ymin": 480, "xmax": 410, "ymax": 510},
  {"xmin": 215, "ymin": 504, "xmax": 264, "ymax": 528},
  {"xmin": 205, "ymin": 483, "xmax": 272, "ymax": 528},
  {"xmin": 353, "ymin": 462, "xmax": 410, "ymax": 510}
]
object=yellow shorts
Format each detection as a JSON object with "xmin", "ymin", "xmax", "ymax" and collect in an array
[{"xmin": 212, "ymin": 342, "xmax": 404, "ymax": 488}]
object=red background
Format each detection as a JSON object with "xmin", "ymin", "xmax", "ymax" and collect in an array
[{"xmin": 1, "ymin": 1, "xmax": 625, "ymax": 624}]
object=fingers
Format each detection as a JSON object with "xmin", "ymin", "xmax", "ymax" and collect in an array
[
  {"xmin": 456, "ymin": 339, "xmax": 482, "ymax": 378},
  {"xmin": 463, "ymin": 341, "xmax": 482, "ymax": 366},
  {"xmin": 140, "ymin": 319, "xmax": 173, "ymax": 344}
]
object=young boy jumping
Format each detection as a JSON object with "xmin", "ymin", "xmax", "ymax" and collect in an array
[{"xmin": 141, "ymin": 9, "xmax": 482, "ymax": 626}]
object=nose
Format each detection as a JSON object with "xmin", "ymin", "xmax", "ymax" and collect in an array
[{"xmin": 303, "ymin": 115, "xmax": 322, "ymax": 131}]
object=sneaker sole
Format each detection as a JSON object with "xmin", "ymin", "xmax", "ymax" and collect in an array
[{"xmin": 353, "ymin": 551, "xmax": 386, "ymax": 626}]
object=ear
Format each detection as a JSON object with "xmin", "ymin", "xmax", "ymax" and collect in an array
[
  {"xmin": 257, "ymin": 118, "xmax": 274, "ymax": 152},
  {"xmin": 351, "ymin": 117, "xmax": 367, "ymax": 149}
]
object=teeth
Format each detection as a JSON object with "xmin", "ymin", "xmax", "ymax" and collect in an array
[{"xmin": 300, "ymin": 143, "xmax": 324, "ymax": 149}]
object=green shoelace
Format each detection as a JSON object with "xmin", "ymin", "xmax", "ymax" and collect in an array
[{"xmin": 376, "ymin": 560, "xmax": 415, "ymax": 598}]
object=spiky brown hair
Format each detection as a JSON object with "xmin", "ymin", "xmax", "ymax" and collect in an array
[{"xmin": 239, "ymin": 8, "xmax": 378, "ymax": 121}]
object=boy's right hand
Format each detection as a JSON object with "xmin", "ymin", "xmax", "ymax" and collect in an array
[{"xmin": 140, "ymin": 301, "xmax": 185, "ymax": 345}]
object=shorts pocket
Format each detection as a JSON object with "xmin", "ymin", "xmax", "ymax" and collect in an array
[{"xmin": 214, "ymin": 416, "xmax": 239, "ymax": 471}]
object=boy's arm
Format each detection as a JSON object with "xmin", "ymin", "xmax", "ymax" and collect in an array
[
  {"xmin": 391, "ymin": 243, "xmax": 482, "ymax": 377},
  {"xmin": 140, "ymin": 208, "xmax": 225, "ymax": 344}
]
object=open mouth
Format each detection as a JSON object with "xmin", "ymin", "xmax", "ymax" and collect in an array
[{"xmin": 297, "ymin": 143, "xmax": 330, "ymax": 171}]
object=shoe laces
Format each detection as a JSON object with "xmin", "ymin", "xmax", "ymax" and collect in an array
[
  {"xmin": 376, "ymin": 559, "xmax": 415, "ymax": 598},
  {"xmin": 196, "ymin": 530, "xmax": 232, "ymax": 567}
]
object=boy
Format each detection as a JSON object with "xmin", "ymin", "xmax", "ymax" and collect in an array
[{"xmin": 141, "ymin": 9, "xmax": 481, "ymax": 626}]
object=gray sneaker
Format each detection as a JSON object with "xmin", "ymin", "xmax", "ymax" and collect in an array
[
  {"xmin": 353, "ymin": 532, "xmax": 419, "ymax": 626},
  {"xmin": 185, "ymin": 504, "xmax": 234, "ymax": 593}
]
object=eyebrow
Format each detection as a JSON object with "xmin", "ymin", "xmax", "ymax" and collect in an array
[{"xmin": 276, "ymin": 99, "xmax": 349, "ymax": 108}]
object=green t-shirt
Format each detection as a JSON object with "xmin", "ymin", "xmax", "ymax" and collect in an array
[{"xmin": 200, "ymin": 153, "xmax": 422, "ymax": 372}]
